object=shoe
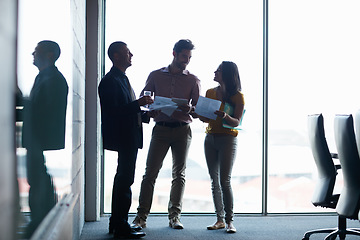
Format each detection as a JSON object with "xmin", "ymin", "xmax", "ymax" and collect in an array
[
  {"xmin": 113, "ymin": 229, "xmax": 146, "ymax": 239},
  {"xmin": 109, "ymin": 223, "xmax": 142, "ymax": 234},
  {"xmin": 207, "ymin": 220, "xmax": 225, "ymax": 230},
  {"xmin": 169, "ymin": 217, "xmax": 184, "ymax": 229},
  {"xmin": 226, "ymin": 222, "xmax": 236, "ymax": 233},
  {"xmin": 132, "ymin": 216, "xmax": 147, "ymax": 228},
  {"xmin": 131, "ymin": 225, "xmax": 143, "ymax": 232}
]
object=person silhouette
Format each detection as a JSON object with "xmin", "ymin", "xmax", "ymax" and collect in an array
[
  {"xmin": 21, "ymin": 40, "xmax": 68, "ymax": 237},
  {"xmin": 133, "ymin": 39, "xmax": 200, "ymax": 229},
  {"xmin": 98, "ymin": 41, "xmax": 153, "ymax": 239},
  {"xmin": 198, "ymin": 61, "xmax": 244, "ymax": 234}
]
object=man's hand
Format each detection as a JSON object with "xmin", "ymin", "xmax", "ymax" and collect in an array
[
  {"xmin": 178, "ymin": 104, "xmax": 194, "ymax": 114},
  {"xmin": 147, "ymin": 110, "xmax": 160, "ymax": 118},
  {"xmin": 138, "ymin": 96, "xmax": 153, "ymax": 107}
]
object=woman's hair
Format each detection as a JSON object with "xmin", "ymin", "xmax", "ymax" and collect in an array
[{"xmin": 221, "ymin": 61, "xmax": 241, "ymax": 103}]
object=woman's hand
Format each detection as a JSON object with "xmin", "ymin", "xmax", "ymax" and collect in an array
[{"xmin": 214, "ymin": 110, "xmax": 226, "ymax": 119}]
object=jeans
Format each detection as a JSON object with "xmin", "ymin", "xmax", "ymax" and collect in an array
[
  {"xmin": 204, "ymin": 134, "xmax": 237, "ymax": 223},
  {"xmin": 137, "ymin": 124, "xmax": 192, "ymax": 219}
]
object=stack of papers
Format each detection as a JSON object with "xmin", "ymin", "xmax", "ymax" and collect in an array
[
  {"xmin": 149, "ymin": 96, "xmax": 188, "ymax": 116},
  {"xmin": 194, "ymin": 96, "xmax": 245, "ymax": 130},
  {"xmin": 194, "ymin": 96, "xmax": 221, "ymax": 120}
]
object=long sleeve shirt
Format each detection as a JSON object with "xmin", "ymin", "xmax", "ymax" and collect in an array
[{"xmin": 141, "ymin": 66, "xmax": 201, "ymax": 123}]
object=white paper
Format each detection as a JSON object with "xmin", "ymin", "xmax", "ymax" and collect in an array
[
  {"xmin": 149, "ymin": 96, "xmax": 188, "ymax": 117},
  {"xmin": 194, "ymin": 96, "xmax": 222, "ymax": 120}
]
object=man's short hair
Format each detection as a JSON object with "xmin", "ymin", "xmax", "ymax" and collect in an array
[
  {"xmin": 173, "ymin": 39, "xmax": 194, "ymax": 54},
  {"xmin": 108, "ymin": 41, "xmax": 127, "ymax": 62},
  {"xmin": 38, "ymin": 40, "xmax": 61, "ymax": 62}
]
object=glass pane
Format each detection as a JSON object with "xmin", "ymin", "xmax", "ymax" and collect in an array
[
  {"xmin": 268, "ymin": 0, "xmax": 360, "ymax": 212},
  {"xmin": 17, "ymin": 0, "xmax": 72, "ymax": 236},
  {"xmin": 104, "ymin": 0, "xmax": 263, "ymax": 214}
]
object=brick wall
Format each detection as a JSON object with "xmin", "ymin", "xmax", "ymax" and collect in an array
[{"xmin": 70, "ymin": 0, "xmax": 87, "ymax": 238}]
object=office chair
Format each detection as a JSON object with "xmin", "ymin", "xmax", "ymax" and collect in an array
[
  {"xmin": 302, "ymin": 114, "xmax": 341, "ymax": 240},
  {"xmin": 326, "ymin": 114, "xmax": 360, "ymax": 240}
]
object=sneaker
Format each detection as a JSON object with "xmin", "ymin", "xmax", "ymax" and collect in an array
[
  {"xmin": 132, "ymin": 216, "xmax": 147, "ymax": 228},
  {"xmin": 207, "ymin": 220, "xmax": 225, "ymax": 230},
  {"xmin": 169, "ymin": 217, "xmax": 184, "ymax": 229},
  {"xmin": 226, "ymin": 222, "xmax": 236, "ymax": 233}
]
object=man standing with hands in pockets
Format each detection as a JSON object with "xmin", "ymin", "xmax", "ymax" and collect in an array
[
  {"xmin": 132, "ymin": 39, "xmax": 201, "ymax": 229},
  {"xmin": 98, "ymin": 41, "xmax": 153, "ymax": 239}
]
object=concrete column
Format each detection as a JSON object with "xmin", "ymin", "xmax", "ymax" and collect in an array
[{"xmin": 85, "ymin": 0, "xmax": 104, "ymax": 221}]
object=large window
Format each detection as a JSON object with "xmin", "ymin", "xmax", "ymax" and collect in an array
[
  {"xmin": 104, "ymin": 0, "xmax": 360, "ymax": 214},
  {"xmin": 104, "ymin": 0, "xmax": 263, "ymax": 213},
  {"xmin": 267, "ymin": 0, "xmax": 360, "ymax": 212}
]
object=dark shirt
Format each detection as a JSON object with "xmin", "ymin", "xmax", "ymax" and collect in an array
[
  {"xmin": 22, "ymin": 66, "xmax": 68, "ymax": 150},
  {"xmin": 98, "ymin": 66, "xmax": 149, "ymax": 151}
]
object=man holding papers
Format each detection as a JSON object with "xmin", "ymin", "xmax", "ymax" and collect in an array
[
  {"xmin": 197, "ymin": 61, "xmax": 244, "ymax": 234},
  {"xmin": 132, "ymin": 39, "xmax": 200, "ymax": 230},
  {"xmin": 98, "ymin": 41, "xmax": 152, "ymax": 239}
]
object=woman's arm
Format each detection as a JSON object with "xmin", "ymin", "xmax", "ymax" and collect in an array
[{"xmin": 215, "ymin": 96, "xmax": 244, "ymax": 127}]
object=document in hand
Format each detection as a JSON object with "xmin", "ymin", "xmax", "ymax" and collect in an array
[
  {"xmin": 149, "ymin": 96, "xmax": 188, "ymax": 116},
  {"xmin": 222, "ymin": 103, "xmax": 245, "ymax": 130},
  {"xmin": 194, "ymin": 96, "xmax": 222, "ymax": 120}
]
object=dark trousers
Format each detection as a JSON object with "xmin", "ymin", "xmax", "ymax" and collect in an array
[
  {"xmin": 110, "ymin": 146, "xmax": 138, "ymax": 233},
  {"xmin": 26, "ymin": 147, "xmax": 57, "ymax": 235}
]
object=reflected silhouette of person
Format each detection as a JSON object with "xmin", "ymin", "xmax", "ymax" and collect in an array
[{"xmin": 21, "ymin": 40, "xmax": 68, "ymax": 236}]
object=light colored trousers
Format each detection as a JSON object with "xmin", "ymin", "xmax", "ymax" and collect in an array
[
  {"xmin": 137, "ymin": 124, "xmax": 192, "ymax": 219},
  {"xmin": 204, "ymin": 134, "xmax": 237, "ymax": 223}
]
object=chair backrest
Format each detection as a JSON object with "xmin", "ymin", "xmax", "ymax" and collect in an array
[
  {"xmin": 307, "ymin": 114, "xmax": 337, "ymax": 205},
  {"xmin": 334, "ymin": 114, "xmax": 360, "ymax": 219},
  {"xmin": 355, "ymin": 110, "xmax": 360, "ymax": 155}
]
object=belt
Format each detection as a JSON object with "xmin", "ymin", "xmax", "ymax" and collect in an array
[{"xmin": 156, "ymin": 121, "xmax": 189, "ymax": 128}]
